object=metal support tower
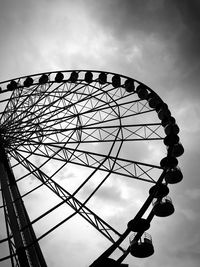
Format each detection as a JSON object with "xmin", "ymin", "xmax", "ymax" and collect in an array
[{"xmin": 0, "ymin": 143, "xmax": 47, "ymax": 267}]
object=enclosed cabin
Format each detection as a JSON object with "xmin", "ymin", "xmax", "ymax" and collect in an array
[
  {"xmin": 149, "ymin": 183, "xmax": 175, "ymax": 217},
  {"xmin": 152, "ymin": 196, "xmax": 175, "ymax": 217},
  {"xmin": 84, "ymin": 71, "xmax": 93, "ymax": 83},
  {"xmin": 55, "ymin": 72, "xmax": 64, "ymax": 83},
  {"xmin": 129, "ymin": 232, "xmax": 154, "ymax": 258},
  {"xmin": 164, "ymin": 167, "xmax": 183, "ymax": 184},
  {"xmin": 39, "ymin": 74, "xmax": 48, "ymax": 84}
]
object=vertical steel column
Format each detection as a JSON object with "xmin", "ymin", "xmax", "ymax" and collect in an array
[{"xmin": 0, "ymin": 145, "xmax": 47, "ymax": 267}]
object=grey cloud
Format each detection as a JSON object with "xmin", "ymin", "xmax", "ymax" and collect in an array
[
  {"xmin": 88, "ymin": 0, "xmax": 200, "ymax": 60},
  {"xmin": 87, "ymin": 0, "xmax": 200, "ymax": 95},
  {"xmin": 169, "ymin": 232, "xmax": 200, "ymax": 266},
  {"xmin": 175, "ymin": 250, "xmax": 200, "ymax": 263},
  {"xmin": 87, "ymin": 0, "xmax": 180, "ymax": 39},
  {"xmin": 95, "ymin": 183, "xmax": 125, "ymax": 203}
]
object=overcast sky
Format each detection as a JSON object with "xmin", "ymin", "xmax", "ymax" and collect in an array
[{"xmin": 0, "ymin": 0, "xmax": 200, "ymax": 267}]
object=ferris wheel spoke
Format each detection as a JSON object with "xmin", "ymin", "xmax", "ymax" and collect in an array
[
  {"xmin": 5, "ymin": 106, "xmax": 158, "ymax": 149},
  {"xmin": 48, "ymin": 122, "xmax": 162, "ymax": 143},
  {"xmin": 10, "ymin": 150, "xmax": 125, "ymax": 250},
  {"xmin": 1, "ymin": 82, "xmax": 63, "ymax": 129},
  {"xmin": 13, "ymin": 142, "xmax": 160, "ymax": 183},
  {"xmin": 1, "ymin": 73, "xmax": 129, "ymax": 127},
  {"xmin": 79, "ymin": 123, "xmax": 163, "ymax": 141},
  {"xmin": 1, "ymin": 79, "xmax": 80, "ymax": 131},
  {"xmin": 72, "ymin": 123, "xmax": 163, "ymax": 142},
  {"xmin": 8, "ymin": 121, "xmax": 163, "ymax": 150},
  {"xmin": 0, "ymin": 88, "xmax": 22, "ymax": 122},
  {"xmin": 2, "ymin": 80, "xmax": 152, "ymax": 145},
  {"xmin": 0, "ymin": 84, "xmax": 41, "ymax": 126},
  {"xmin": 59, "ymin": 94, "xmax": 151, "ymax": 129},
  {"xmin": 6, "ymin": 81, "xmax": 123, "ymax": 131},
  {"xmin": 58, "ymin": 101, "xmax": 153, "ymax": 131},
  {"xmin": 2, "ymin": 83, "xmax": 85, "ymax": 133}
]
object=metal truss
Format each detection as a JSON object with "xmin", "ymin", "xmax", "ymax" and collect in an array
[{"xmin": 11, "ymin": 149, "xmax": 125, "ymax": 251}]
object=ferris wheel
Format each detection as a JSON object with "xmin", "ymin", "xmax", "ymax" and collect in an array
[{"xmin": 0, "ymin": 70, "xmax": 184, "ymax": 267}]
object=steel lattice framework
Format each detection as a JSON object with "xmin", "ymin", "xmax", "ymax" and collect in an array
[{"xmin": 0, "ymin": 70, "xmax": 184, "ymax": 267}]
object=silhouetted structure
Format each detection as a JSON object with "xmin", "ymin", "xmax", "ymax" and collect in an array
[{"xmin": 0, "ymin": 70, "xmax": 184, "ymax": 266}]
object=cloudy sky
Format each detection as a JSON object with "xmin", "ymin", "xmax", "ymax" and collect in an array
[{"xmin": 0, "ymin": 0, "xmax": 200, "ymax": 267}]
